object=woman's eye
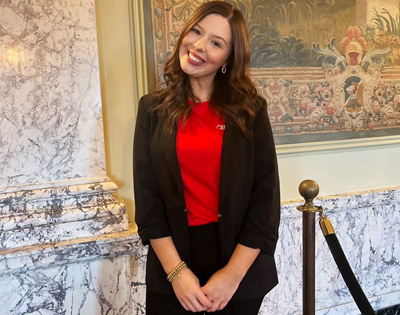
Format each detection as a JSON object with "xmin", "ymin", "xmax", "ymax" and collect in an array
[
  {"xmin": 212, "ymin": 41, "xmax": 221, "ymax": 48},
  {"xmin": 191, "ymin": 28, "xmax": 200, "ymax": 35}
]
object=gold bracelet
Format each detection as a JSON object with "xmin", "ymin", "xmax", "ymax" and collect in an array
[
  {"xmin": 167, "ymin": 262, "xmax": 185, "ymax": 282},
  {"xmin": 169, "ymin": 263, "xmax": 186, "ymax": 282},
  {"xmin": 167, "ymin": 261, "xmax": 184, "ymax": 282},
  {"xmin": 167, "ymin": 261, "xmax": 187, "ymax": 282},
  {"xmin": 167, "ymin": 261, "xmax": 186, "ymax": 282}
]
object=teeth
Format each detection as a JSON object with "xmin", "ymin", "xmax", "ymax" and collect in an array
[{"xmin": 189, "ymin": 52, "xmax": 203, "ymax": 63}]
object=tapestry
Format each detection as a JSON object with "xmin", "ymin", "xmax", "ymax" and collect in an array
[{"xmin": 144, "ymin": 0, "xmax": 400, "ymax": 144}]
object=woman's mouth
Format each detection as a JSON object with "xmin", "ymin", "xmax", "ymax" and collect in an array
[{"xmin": 187, "ymin": 51, "xmax": 205, "ymax": 65}]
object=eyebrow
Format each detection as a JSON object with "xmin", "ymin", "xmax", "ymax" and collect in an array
[{"xmin": 194, "ymin": 24, "xmax": 228, "ymax": 46}]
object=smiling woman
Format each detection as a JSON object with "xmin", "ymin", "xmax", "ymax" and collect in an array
[
  {"xmin": 133, "ymin": 1, "xmax": 281, "ymax": 314},
  {"xmin": 178, "ymin": 14, "xmax": 232, "ymax": 89},
  {"xmin": 155, "ymin": 1, "xmax": 259, "ymax": 137}
]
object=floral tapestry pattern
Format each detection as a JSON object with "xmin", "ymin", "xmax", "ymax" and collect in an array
[{"xmin": 146, "ymin": 0, "xmax": 400, "ymax": 144}]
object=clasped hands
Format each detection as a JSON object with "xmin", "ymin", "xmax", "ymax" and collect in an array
[{"xmin": 171, "ymin": 265, "xmax": 241, "ymax": 313}]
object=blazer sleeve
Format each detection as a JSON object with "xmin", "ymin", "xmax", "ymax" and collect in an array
[
  {"xmin": 237, "ymin": 98, "xmax": 281, "ymax": 256},
  {"xmin": 133, "ymin": 95, "xmax": 172, "ymax": 245}
]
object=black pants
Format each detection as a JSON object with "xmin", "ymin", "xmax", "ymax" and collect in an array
[{"xmin": 146, "ymin": 223, "xmax": 264, "ymax": 314}]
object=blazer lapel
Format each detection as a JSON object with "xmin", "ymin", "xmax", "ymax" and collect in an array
[
  {"xmin": 219, "ymin": 122, "xmax": 237, "ymax": 212},
  {"xmin": 162, "ymin": 127, "xmax": 185, "ymax": 202}
]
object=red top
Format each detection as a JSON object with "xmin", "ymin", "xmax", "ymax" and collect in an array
[{"xmin": 176, "ymin": 101, "xmax": 225, "ymax": 226}]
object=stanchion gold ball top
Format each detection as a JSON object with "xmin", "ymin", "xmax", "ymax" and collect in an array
[{"xmin": 299, "ymin": 179, "xmax": 319, "ymax": 201}]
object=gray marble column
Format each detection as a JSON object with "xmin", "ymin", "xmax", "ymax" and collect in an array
[{"xmin": 0, "ymin": 1, "xmax": 141, "ymax": 314}]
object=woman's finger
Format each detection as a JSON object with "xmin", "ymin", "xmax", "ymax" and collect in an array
[
  {"xmin": 196, "ymin": 290, "xmax": 212, "ymax": 309},
  {"xmin": 178, "ymin": 298, "xmax": 189, "ymax": 311},
  {"xmin": 210, "ymin": 299, "xmax": 223, "ymax": 312},
  {"xmin": 184, "ymin": 299, "xmax": 198, "ymax": 313},
  {"xmin": 190, "ymin": 295, "xmax": 209, "ymax": 312},
  {"xmin": 218, "ymin": 301, "xmax": 228, "ymax": 310}
]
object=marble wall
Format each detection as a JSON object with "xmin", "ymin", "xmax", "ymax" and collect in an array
[
  {"xmin": 0, "ymin": 0, "xmax": 105, "ymax": 189},
  {"xmin": 0, "ymin": 1, "xmax": 135, "ymax": 314},
  {"xmin": 0, "ymin": 227, "xmax": 140, "ymax": 315},
  {"xmin": 0, "ymin": 0, "xmax": 128, "ymax": 249}
]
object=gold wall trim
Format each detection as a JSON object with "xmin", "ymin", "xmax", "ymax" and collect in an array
[
  {"xmin": 276, "ymin": 135, "xmax": 400, "ymax": 155},
  {"xmin": 129, "ymin": 0, "xmax": 149, "ymax": 107}
]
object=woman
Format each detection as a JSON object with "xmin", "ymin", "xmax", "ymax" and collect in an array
[{"xmin": 133, "ymin": 2, "xmax": 280, "ymax": 314}]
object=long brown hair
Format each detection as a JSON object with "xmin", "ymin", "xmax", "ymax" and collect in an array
[{"xmin": 155, "ymin": 1, "xmax": 258, "ymax": 136}]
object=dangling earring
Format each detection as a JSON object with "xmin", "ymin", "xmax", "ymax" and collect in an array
[{"xmin": 221, "ymin": 65, "xmax": 227, "ymax": 74}]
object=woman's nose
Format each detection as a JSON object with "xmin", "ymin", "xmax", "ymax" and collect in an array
[{"xmin": 194, "ymin": 37, "xmax": 206, "ymax": 51}]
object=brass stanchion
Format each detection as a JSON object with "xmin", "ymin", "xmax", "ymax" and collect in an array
[
  {"xmin": 297, "ymin": 180, "xmax": 320, "ymax": 315},
  {"xmin": 297, "ymin": 180, "xmax": 376, "ymax": 315}
]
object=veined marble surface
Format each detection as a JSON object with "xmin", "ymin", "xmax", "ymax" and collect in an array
[
  {"xmin": 0, "ymin": 180, "xmax": 128, "ymax": 250},
  {"xmin": 0, "ymin": 0, "xmax": 105, "ymax": 188},
  {"xmin": 260, "ymin": 186, "xmax": 400, "ymax": 315},
  {"xmin": 0, "ymin": 227, "xmax": 142, "ymax": 315},
  {"xmin": 131, "ymin": 239, "xmax": 148, "ymax": 315},
  {"xmin": 0, "ymin": 0, "xmax": 140, "ymax": 313}
]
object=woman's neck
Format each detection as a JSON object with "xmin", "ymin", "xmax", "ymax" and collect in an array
[{"xmin": 189, "ymin": 77, "xmax": 213, "ymax": 103}]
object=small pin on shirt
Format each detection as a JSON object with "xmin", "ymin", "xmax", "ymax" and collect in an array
[{"xmin": 216, "ymin": 124, "xmax": 225, "ymax": 130}]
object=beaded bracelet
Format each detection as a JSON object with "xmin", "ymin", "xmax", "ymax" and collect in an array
[{"xmin": 167, "ymin": 261, "xmax": 187, "ymax": 283}]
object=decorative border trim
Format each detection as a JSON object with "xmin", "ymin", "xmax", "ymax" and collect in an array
[
  {"xmin": 130, "ymin": 0, "xmax": 149, "ymax": 106},
  {"xmin": 0, "ymin": 179, "xmax": 128, "ymax": 250},
  {"xmin": 0, "ymin": 226, "xmax": 140, "ymax": 275},
  {"xmin": 276, "ymin": 134, "xmax": 400, "ymax": 155},
  {"xmin": 0, "ymin": 176, "xmax": 110, "ymax": 194},
  {"xmin": 251, "ymin": 67, "xmax": 325, "ymax": 76},
  {"xmin": 0, "ymin": 180, "xmax": 117, "ymax": 204}
]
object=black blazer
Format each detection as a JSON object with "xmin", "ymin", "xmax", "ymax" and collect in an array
[{"xmin": 133, "ymin": 92, "xmax": 281, "ymax": 300}]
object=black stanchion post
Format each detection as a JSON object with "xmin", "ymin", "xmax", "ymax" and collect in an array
[
  {"xmin": 303, "ymin": 211, "xmax": 315, "ymax": 314},
  {"xmin": 297, "ymin": 180, "xmax": 320, "ymax": 315}
]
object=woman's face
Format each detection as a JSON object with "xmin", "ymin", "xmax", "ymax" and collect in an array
[{"xmin": 178, "ymin": 14, "xmax": 232, "ymax": 83}]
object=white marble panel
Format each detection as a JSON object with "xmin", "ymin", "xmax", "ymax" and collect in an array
[
  {"xmin": 0, "ymin": 230, "xmax": 140, "ymax": 315},
  {"xmin": 0, "ymin": 258, "xmax": 132, "ymax": 315},
  {"xmin": 131, "ymin": 244, "xmax": 148, "ymax": 315},
  {"xmin": 0, "ymin": 0, "xmax": 105, "ymax": 188}
]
